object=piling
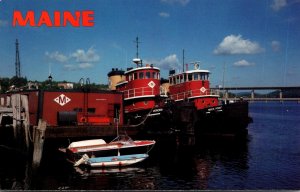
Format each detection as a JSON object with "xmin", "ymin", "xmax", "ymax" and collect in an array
[
  {"xmin": 32, "ymin": 119, "xmax": 47, "ymax": 168},
  {"xmin": 11, "ymin": 94, "xmax": 21, "ymax": 139},
  {"xmin": 21, "ymin": 94, "xmax": 30, "ymax": 149}
]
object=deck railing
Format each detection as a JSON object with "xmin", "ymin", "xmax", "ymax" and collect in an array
[
  {"xmin": 170, "ymin": 88, "xmax": 219, "ymax": 101},
  {"xmin": 123, "ymin": 86, "xmax": 155, "ymax": 99}
]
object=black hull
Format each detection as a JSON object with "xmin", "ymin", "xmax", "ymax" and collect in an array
[
  {"xmin": 124, "ymin": 101, "xmax": 251, "ymax": 138},
  {"xmin": 195, "ymin": 101, "xmax": 251, "ymax": 137},
  {"xmin": 124, "ymin": 107, "xmax": 173, "ymax": 135}
]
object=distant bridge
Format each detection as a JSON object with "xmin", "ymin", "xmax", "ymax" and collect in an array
[{"xmin": 211, "ymin": 86, "xmax": 300, "ymax": 102}]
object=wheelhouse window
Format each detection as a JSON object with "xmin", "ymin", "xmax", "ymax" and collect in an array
[
  {"xmin": 139, "ymin": 72, "xmax": 144, "ymax": 79},
  {"xmin": 129, "ymin": 74, "xmax": 133, "ymax": 81},
  {"xmin": 153, "ymin": 72, "xmax": 157, "ymax": 79},
  {"xmin": 146, "ymin": 72, "xmax": 151, "ymax": 79},
  {"xmin": 180, "ymin": 75, "xmax": 184, "ymax": 83},
  {"xmin": 183, "ymin": 74, "xmax": 187, "ymax": 82},
  {"xmin": 200, "ymin": 73, "xmax": 209, "ymax": 80},
  {"xmin": 188, "ymin": 74, "xmax": 193, "ymax": 81},
  {"xmin": 194, "ymin": 73, "xmax": 199, "ymax": 80},
  {"xmin": 134, "ymin": 73, "xmax": 137, "ymax": 80},
  {"xmin": 176, "ymin": 76, "xmax": 180, "ymax": 84}
]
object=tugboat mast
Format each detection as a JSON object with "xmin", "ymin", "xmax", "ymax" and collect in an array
[
  {"xmin": 133, "ymin": 37, "xmax": 142, "ymax": 67},
  {"xmin": 134, "ymin": 36, "xmax": 141, "ymax": 59},
  {"xmin": 182, "ymin": 49, "xmax": 185, "ymax": 72}
]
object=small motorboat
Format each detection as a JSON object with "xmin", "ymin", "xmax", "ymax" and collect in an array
[
  {"xmin": 74, "ymin": 153, "xmax": 149, "ymax": 168},
  {"xmin": 59, "ymin": 135, "xmax": 155, "ymax": 165}
]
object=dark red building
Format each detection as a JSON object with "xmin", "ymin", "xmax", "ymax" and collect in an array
[{"xmin": 0, "ymin": 89, "xmax": 124, "ymax": 127}]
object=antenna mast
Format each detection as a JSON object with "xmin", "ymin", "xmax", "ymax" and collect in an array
[
  {"xmin": 134, "ymin": 36, "xmax": 141, "ymax": 59},
  {"xmin": 133, "ymin": 36, "xmax": 142, "ymax": 67},
  {"xmin": 182, "ymin": 49, "xmax": 185, "ymax": 72},
  {"xmin": 15, "ymin": 39, "xmax": 21, "ymax": 78}
]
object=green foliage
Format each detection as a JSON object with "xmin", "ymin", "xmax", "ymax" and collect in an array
[
  {"xmin": 0, "ymin": 76, "xmax": 28, "ymax": 93},
  {"xmin": 10, "ymin": 76, "xmax": 28, "ymax": 88},
  {"xmin": 0, "ymin": 76, "xmax": 108, "ymax": 92},
  {"xmin": 0, "ymin": 77, "xmax": 10, "ymax": 93}
]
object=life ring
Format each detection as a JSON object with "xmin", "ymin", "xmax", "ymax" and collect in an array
[{"xmin": 80, "ymin": 117, "xmax": 87, "ymax": 123}]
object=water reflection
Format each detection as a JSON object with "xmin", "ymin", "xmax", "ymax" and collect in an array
[
  {"xmin": 74, "ymin": 166, "xmax": 145, "ymax": 175},
  {"xmin": 145, "ymin": 135, "xmax": 250, "ymax": 190},
  {"xmin": 0, "ymin": 146, "xmax": 30, "ymax": 190}
]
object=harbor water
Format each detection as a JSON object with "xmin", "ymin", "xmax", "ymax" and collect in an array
[{"xmin": 0, "ymin": 101, "xmax": 300, "ymax": 190}]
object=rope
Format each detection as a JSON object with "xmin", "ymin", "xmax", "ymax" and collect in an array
[
  {"xmin": 127, "ymin": 106, "xmax": 155, "ymax": 128},
  {"xmin": 146, "ymin": 142, "xmax": 155, "ymax": 154},
  {"xmin": 27, "ymin": 124, "xmax": 33, "ymax": 143}
]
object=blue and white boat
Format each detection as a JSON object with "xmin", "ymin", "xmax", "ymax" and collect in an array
[{"xmin": 74, "ymin": 153, "xmax": 149, "ymax": 168}]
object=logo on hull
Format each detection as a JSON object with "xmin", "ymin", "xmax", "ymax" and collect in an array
[
  {"xmin": 54, "ymin": 94, "xmax": 71, "ymax": 106},
  {"xmin": 148, "ymin": 81, "xmax": 156, "ymax": 88},
  {"xmin": 200, "ymin": 87, "xmax": 206, "ymax": 93}
]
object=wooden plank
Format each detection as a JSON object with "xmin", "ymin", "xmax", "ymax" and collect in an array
[
  {"xmin": 11, "ymin": 94, "xmax": 21, "ymax": 139},
  {"xmin": 21, "ymin": 94, "xmax": 30, "ymax": 148},
  {"xmin": 32, "ymin": 119, "xmax": 47, "ymax": 167},
  {"xmin": 0, "ymin": 107, "xmax": 13, "ymax": 113}
]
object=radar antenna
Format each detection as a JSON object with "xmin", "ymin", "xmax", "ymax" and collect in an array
[{"xmin": 190, "ymin": 61, "xmax": 201, "ymax": 70}]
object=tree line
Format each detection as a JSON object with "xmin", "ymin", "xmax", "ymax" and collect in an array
[{"xmin": 0, "ymin": 76, "xmax": 108, "ymax": 93}]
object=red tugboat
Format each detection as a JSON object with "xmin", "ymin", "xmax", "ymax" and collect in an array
[
  {"xmin": 168, "ymin": 62, "xmax": 219, "ymax": 110},
  {"xmin": 168, "ymin": 62, "xmax": 250, "ymax": 137},
  {"xmin": 108, "ymin": 37, "xmax": 167, "ymax": 128}
]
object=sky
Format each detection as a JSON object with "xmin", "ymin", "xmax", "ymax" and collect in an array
[{"xmin": 0, "ymin": 0, "xmax": 300, "ymax": 87}]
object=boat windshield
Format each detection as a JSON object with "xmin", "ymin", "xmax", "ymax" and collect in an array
[{"xmin": 110, "ymin": 134, "xmax": 134, "ymax": 144}]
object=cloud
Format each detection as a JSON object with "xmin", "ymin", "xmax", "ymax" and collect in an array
[
  {"xmin": 161, "ymin": 0, "xmax": 190, "ymax": 6},
  {"xmin": 78, "ymin": 63, "xmax": 93, "ymax": 69},
  {"xmin": 271, "ymin": 0, "xmax": 287, "ymax": 11},
  {"xmin": 63, "ymin": 64, "xmax": 77, "ymax": 71},
  {"xmin": 214, "ymin": 34, "xmax": 264, "ymax": 55},
  {"xmin": 46, "ymin": 47, "xmax": 100, "ymax": 71},
  {"xmin": 71, "ymin": 47, "xmax": 100, "ymax": 63},
  {"xmin": 144, "ymin": 54, "xmax": 180, "ymax": 70},
  {"xmin": 271, "ymin": 40, "xmax": 281, "ymax": 52},
  {"xmin": 0, "ymin": 20, "xmax": 8, "ymax": 27},
  {"xmin": 159, "ymin": 12, "xmax": 170, "ymax": 18},
  {"xmin": 233, "ymin": 59, "xmax": 255, "ymax": 67},
  {"xmin": 64, "ymin": 63, "xmax": 94, "ymax": 71},
  {"xmin": 45, "ymin": 51, "xmax": 69, "ymax": 62}
]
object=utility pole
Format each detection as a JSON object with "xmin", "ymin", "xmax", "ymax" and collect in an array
[{"xmin": 15, "ymin": 39, "xmax": 21, "ymax": 78}]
